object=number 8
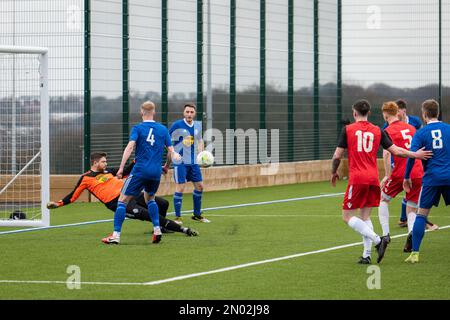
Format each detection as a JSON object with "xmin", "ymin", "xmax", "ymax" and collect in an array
[{"xmin": 431, "ymin": 130, "xmax": 443, "ymax": 149}]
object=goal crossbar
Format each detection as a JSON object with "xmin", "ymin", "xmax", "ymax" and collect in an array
[{"xmin": 0, "ymin": 45, "xmax": 48, "ymax": 55}]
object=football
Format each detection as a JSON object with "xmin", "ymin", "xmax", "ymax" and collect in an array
[{"xmin": 196, "ymin": 150, "xmax": 214, "ymax": 167}]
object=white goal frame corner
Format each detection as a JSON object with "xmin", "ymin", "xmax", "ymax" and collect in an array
[{"xmin": 0, "ymin": 45, "xmax": 50, "ymax": 227}]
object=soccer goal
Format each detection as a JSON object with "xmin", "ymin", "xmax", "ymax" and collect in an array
[{"xmin": 0, "ymin": 46, "xmax": 50, "ymax": 227}]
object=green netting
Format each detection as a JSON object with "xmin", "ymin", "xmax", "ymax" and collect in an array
[{"xmin": 1, "ymin": 0, "xmax": 448, "ymax": 173}]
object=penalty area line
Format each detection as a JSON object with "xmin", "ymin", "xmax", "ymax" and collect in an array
[
  {"xmin": 0, "ymin": 192, "xmax": 344, "ymax": 236},
  {"xmin": 1, "ymin": 225, "xmax": 449, "ymax": 287}
]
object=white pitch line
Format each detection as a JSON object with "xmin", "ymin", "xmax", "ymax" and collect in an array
[
  {"xmin": 207, "ymin": 214, "xmax": 342, "ymax": 217},
  {"xmin": 203, "ymin": 214, "xmax": 448, "ymax": 218},
  {"xmin": 0, "ymin": 192, "xmax": 344, "ymax": 236},
  {"xmin": 175, "ymin": 192, "xmax": 345, "ymax": 213},
  {"xmin": 1, "ymin": 225, "xmax": 449, "ymax": 287}
]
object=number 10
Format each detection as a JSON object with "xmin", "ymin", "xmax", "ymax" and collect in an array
[{"xmin": 355, "ymin": 130, "xmax": 374, "ymax": 152}]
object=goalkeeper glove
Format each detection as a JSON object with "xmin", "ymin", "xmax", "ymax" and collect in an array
[{"xmin": 46, "ymin": 201, "xmax": 62, "ymax": 209}]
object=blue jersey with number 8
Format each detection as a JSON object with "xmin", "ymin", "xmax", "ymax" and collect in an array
[
  {"xmin": 410, "ymin": 121, "xmax": 450, "ymax": 186},
  {"xmin": 129, "ymin": 120, "xmax": 172, "ymax": 179}
]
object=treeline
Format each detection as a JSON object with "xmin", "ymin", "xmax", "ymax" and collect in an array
[{"xmin": 0, "ymin": 82, "xmax": 447, "ymax": 173}]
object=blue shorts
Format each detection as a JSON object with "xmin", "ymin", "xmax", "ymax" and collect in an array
[
  {"xmin": 418, "ymin": 186, "xmax": 450, "ymax": 209},
  {"xmin": 173, "ymin": 164, "xmax": 203, "ymax": 184},
  {"xmin": 121, "ymin": 174, "xmax": 160, "ymax": 197}
]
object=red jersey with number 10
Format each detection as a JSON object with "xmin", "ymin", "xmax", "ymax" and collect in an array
[
  {"xmin": 338, "ymin": 121, "xmax": 393, "ymax": 186},
  {"xmin": 384, "ymin": 120, "xmax": 424, "ymax": 179}
]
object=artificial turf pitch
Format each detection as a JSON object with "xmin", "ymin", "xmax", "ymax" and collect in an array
[{"xmin": 1, "ymin": 181, "xmax": 449, "ymax": 299}]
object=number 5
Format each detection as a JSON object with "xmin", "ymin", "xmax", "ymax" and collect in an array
[{"xmin": 400, "ymin": 129, "xmax": 412, "ymax": 149}]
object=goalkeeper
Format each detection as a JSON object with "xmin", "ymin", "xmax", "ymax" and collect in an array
[{"xmin": 47, "ymin": 152, "xmax": 198, "ymax": 236}]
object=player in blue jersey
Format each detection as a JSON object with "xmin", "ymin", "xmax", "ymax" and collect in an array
[
  {"xmin": 102, "ymin": 101, "xmax": 181, "ymax": 245},
  {"xmin": 165, "ymin": 103, "xmax": 210, "ymax": 224},
  {"xmin": 382, "ymin": 99, "xmax": 438, "ymax": 230},
  {"xmin": 404, "ymin": 99, "xmax": 450, "ymax": 263}
]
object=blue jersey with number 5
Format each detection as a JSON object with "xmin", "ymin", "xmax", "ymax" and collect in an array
[
  {"xmin": 129, "ymin": 120, "xmax": 172, "ymax": 179},
  {"xmin": 410, "ymin": 121, "xmax": 450, "ymax": 186}
]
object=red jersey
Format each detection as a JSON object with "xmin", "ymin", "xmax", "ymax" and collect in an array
[
  {"xmin": 384, "ymin": 120, "xmax": 424, "ymax": 179},
  {"xmin": 338, "ymin": 121, "xmax": 393, "ymax": 186}
]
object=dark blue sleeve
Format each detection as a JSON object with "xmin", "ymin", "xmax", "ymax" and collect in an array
[
  {"xmin": 405, "ymin": 132, "xmax": 422, "ymax": 179},
  {"xmin": 169, "ymin": 122, "xmax": 177, "ymax": 135},
  {"xmin": 404, "ymin": 158, "xmax": 415, "ymax": 179},
  {"xmin": 411, "ymin": 116, "xmax": 422, "ymax": 130},
  {"xmin": 130, "ymin": 126, "xmax": 138, "ymax": 141},
  {"xmin": 409, "ymin": 131, "xmax": 422, "ymax": 152}
]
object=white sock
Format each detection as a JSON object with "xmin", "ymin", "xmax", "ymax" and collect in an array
[
  {"xmin": 112, "ymin": 231, "xmax": 120, "ymax": 238},
  {"xmin": 153, "ymin": 226, "xmax": 161, "ymax": 235},
  {"xmin": 378, "ymin": 201, "xmax": 390, "ymax": 236},
  {"xmin": 362, "ymin": 219, "xmax": 374, "ymax": 258},
  {"xmin": 407, "ymin": 211, "xmax": 416, "ymax": 234},
  {"xmin": 348, "ymin": 216, "xmax": 381, "ymax": 245}
]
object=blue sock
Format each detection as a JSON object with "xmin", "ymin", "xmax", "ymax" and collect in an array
[
  {"xmin": 147, "ymin": 200, "xmax": 160, "ymax": 228},
  {"xmin": 193, "ymin": 190, "xmax": 203, "ymax": 216},
  {"xmin": 412, "ymin": 215, "xmax": 427, "ymax": 252},
  {"xmin": 400, "ymin": 198, "xmax": 407, "ymax": 222},
  {"xmin": 113, "ymin": 201, "xmax": 127, "ymax": 232},
  {"xmin": 174, "ymin": 192, "xmax": 183, "ymax": 217}
]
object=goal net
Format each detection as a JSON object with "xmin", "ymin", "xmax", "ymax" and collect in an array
[{"xmin": 0, "ymin": 46, "xmax": 50, "ymax": 227}]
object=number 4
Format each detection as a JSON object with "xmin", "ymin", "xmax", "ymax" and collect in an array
[{"xmin": 146, "ymin": 128, "xmax": 155, "ymax": 146}]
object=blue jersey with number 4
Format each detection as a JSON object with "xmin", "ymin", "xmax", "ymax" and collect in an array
[
  {"xmin": 130, "ymin": 120, "xmax": 172, "ymax": 179},
  {"xmin": 409, "ymin": 121, "xmax": 450, "ymax": 186}
]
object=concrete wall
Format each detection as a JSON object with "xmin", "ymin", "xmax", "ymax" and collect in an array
[
  {"xmin": 48, "ymin": 159, "xmax": 353, "ymax": 202},
  {"xmin": 3, "ymin": 159, "xmax": 391, "ymax": 203}
]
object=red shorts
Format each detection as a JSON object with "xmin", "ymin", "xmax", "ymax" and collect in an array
[
  {"xmin": 382, "ymin": 177, "xmax": 422, "ymax": 205},
  {"xmin": 342, "ymin": 184, "xmax": 381, "ymax": 210}
]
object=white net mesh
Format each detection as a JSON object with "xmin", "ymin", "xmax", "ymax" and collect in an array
[{"xmin": 0, "ymin": 52, "xmax": 43, "ymax": 223}]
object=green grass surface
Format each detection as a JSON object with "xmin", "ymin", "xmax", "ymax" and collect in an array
[{"xmin": 1, "ymin": 181, "xmax": 449, "ymax": 299}]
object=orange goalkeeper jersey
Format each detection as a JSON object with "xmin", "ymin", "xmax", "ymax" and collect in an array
[{"xmin": 58, "ymin": 164, "xmax": 133, "ymax": 207}]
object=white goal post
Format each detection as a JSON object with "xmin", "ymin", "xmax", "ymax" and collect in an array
[{"xmin": 0, "ymin": 45, "xmax": 50, "ymax": 227}]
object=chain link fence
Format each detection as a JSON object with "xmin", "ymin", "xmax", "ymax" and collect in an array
[{"xmin": 0, "ymin": 0, "xmax": 448, "ymax": 173}]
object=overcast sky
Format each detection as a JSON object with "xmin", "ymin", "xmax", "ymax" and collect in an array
[{"xmin": 1, "ymin": 0, "xmax": 448, "ymax": 98}]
